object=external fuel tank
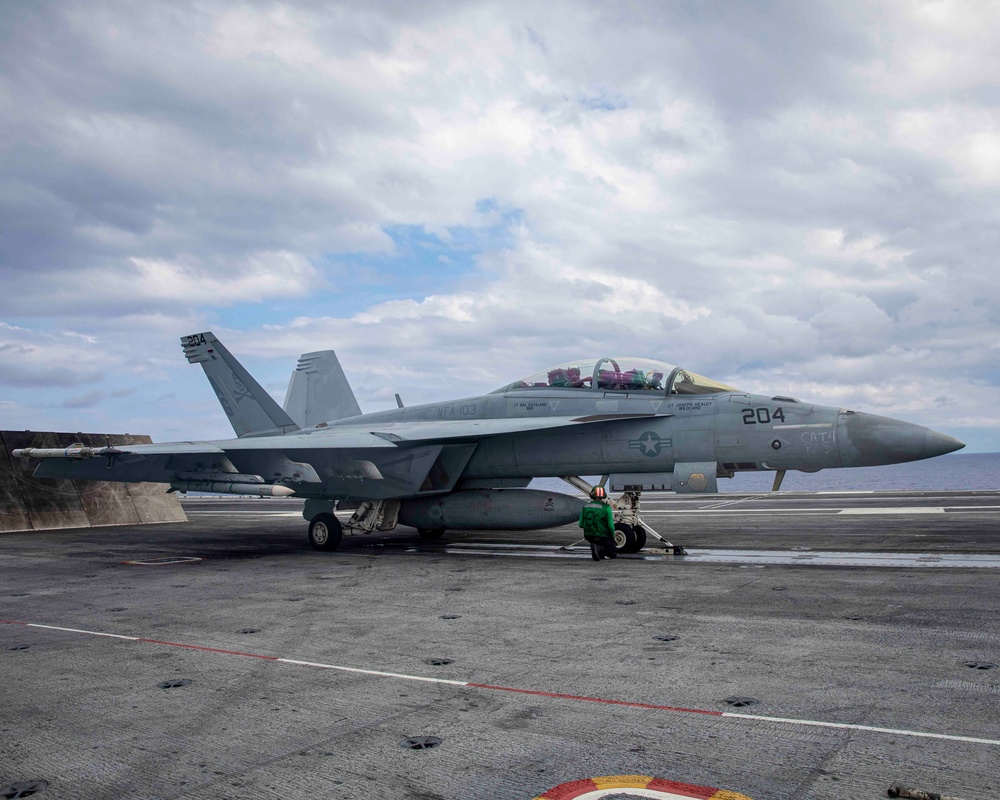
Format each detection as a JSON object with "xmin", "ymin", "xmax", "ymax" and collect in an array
[{"xmin": 398, "ymin": 489, "xmax": 585, "ymax": 531}]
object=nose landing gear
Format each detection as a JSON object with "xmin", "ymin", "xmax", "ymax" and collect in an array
[{"xmin": 560, "ymin": 476, "xmax": 686, "ymax": 555}]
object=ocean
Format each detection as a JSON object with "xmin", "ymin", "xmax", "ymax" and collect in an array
[{"xmin": 529, "ymin": 452, "xmax": 1000, "ymax": 494}]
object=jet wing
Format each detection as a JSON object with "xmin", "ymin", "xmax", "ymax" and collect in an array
[
  {"xmin": 21, "ymin": 413, "xmax": 669, "ymax": 500},
  {"xmin": 360, "ymin": 413, "xmax": 669, "ymax": 443},
  {"xmin": 22, "ymin": 429, "xmax": 398, "ymax": 485}
]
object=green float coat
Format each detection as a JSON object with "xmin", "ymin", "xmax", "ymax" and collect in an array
[{"xmin": 579, "ymin": 501, "xmax": 614, "ymax": 540}]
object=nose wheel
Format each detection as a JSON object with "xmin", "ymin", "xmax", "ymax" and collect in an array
[
  {"xmin": 613, "ymin": 522, "xmax": 637, "ymax": 553},
  {"xmin": 613, "ymin": 522, "xmax": 649, "ymax": 554}
]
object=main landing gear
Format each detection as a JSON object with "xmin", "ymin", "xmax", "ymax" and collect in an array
[
  {"xmin": 307, "ymin": 513, "xmax": 343, "ymax": 551},
  {"xmin": 302, "ymin": 498, "xmax": 401, "ymax": 552},
  {"xmin": 560, "ymin": 476, "xmax": 687, "ymax": 556}
]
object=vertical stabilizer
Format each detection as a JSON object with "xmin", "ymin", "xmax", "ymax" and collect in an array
[
  {"xmin": 284, "ymin": 350, "xmax": 362, "ymax": 427},
  {"xmin": 181, "ymin": 332, "xmax": 299, "ymax": 438}
]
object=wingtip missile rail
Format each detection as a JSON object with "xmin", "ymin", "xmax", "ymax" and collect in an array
[{"xmin": 12, "ymin": 444, "xmax": 124, "ymax": 460}]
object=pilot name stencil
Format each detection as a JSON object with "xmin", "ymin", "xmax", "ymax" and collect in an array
[
  {"xmin": 510, "ymin": 400, "xmax": 550, "ymax": 415},
  {"xmin": 675, "ymin": 401, "xmax": 713, "ymax": 412}
]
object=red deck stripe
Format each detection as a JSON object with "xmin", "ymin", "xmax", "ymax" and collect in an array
[
  {"xmin": 466, "ymin": 683, "xmax": 724, "ymax": 716},
  {"xmin": 136, "ymin": 638, "xmax": 280, "ymax": 660}
]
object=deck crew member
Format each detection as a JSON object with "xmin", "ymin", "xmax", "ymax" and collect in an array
[{"xmin": 579, "ymin": 486, "xmax": 616, "ymax": 561}]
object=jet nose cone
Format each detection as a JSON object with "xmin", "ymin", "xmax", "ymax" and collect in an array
[
  {"xmin": 927, "ymin": 429, "xmax": 966, "ymax": 458},
  {"xmin": 838, "ymin": 411, "xmax": 965, "ymax": 467}
]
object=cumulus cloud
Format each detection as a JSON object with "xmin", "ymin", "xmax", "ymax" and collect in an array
[
  {"xmin": 808, "ymin": 292, "xmax": 893, "ymax": 356},
  {"xmin": 891, "ymin": 106, "xmax": 1000, "ymax": 187},
  {"xmin": 0, "ymin": 0, "xmax": 997, "ymax": 446}
]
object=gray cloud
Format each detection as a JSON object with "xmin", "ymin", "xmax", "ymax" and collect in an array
[
  {"xmin": 0, "ymin": 338, "xmax": 104, "ymax": 388},
  {"xmin": 59, "ymin": 390, "xmax": 108, "ymax": 408},
  {"xmin": 1, "ymin": 0, "xmax": 997, "ymax": 445}
]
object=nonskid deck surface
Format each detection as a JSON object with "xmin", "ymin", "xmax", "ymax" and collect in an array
[{"xmin": 2, "ymin": 490, "xmax": 998, "ymax": 800}]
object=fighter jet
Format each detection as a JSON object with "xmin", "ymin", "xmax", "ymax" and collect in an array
[{"xmin": 14, "ymin": 332, "xmax": 964, "ymax": 553}]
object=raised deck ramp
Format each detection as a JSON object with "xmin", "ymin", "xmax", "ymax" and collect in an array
[{"xmin": 0, "ymin": 430, "xmax": 186, "ymax": 532}]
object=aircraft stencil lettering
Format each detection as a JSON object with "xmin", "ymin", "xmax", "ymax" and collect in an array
[
  {"xmin": 676, "ymin": 401, "xmax": 712, "ymax": 411},
  {"xmin": 802, "ymin": 430, "xmax": 836, "ymax": 454},
  {"xmin": 438, "ymin": 403, "xmax": 477, "ymax": 418},
  {"xmin": 511, "ymin": 400, "xmax": 549, "ymax": 415},
  {"xmin": 13, "ymin": 335, "xmax": 965, "ymax": 554}
]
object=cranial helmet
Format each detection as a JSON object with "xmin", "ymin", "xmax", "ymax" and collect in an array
[{"xmin": 591, "ymin": 486, "xmax": 607, "ymax": 500}]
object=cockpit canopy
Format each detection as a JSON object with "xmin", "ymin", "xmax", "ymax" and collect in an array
[{"xmin": 493, "ymin": 357, "xmax": 739, "ymax": 395}]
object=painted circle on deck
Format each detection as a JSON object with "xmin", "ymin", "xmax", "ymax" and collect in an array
[{"xmin": 531, "ymin": 774, "xmax": 753, "ymax": 799}]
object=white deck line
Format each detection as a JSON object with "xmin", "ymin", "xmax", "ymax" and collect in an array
[{"xmin": 7, "ymin": 619, "xmax": 1000, "ymax": 748}]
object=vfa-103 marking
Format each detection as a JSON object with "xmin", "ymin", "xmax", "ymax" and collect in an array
[{"xmin": 14, "ymin": 334, "xmax": 964, "ymax": 554}]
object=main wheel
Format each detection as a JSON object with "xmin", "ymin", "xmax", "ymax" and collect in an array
[
  {"xmin": 631, "ymin": 524, "xmax": 648, "ymax": 552},
  {"xmin": 613, "ymin": 522, "xmax": 637, "ymax": 554},
  {"xmin": 308, "ymin": 513, "xmax": 343, "ymax": 551},
  {"xmin": 417, "ymin": 527, "xmax": 446, "ymax": 540}
]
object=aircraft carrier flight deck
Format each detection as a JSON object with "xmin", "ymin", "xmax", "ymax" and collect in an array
[{"xmin": 2, "ymin": 489, "xmax": 998, "ymax": 800}]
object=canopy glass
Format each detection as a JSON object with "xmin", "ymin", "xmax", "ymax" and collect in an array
[{"xmin": 493, "ymin": 357, "xmax": 740, "ymax": 395}]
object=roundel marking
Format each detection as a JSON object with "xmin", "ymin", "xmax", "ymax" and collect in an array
[
  {"xmin": 628, "ymin": 431, "xmax": 663, "ymax": 457},
  {"xmin": 531, "ymin": 774, "xmax": 754, "ymax": 799}
]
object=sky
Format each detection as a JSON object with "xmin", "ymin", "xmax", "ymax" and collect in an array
[{"xmin": 1, "ymin": 0, "xmax": 998, "ymax": 451}]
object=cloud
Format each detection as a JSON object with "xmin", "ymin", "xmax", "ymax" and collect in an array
[
  {"xmin": 0, "ymin": 324, "xmax": 105, "ymax": 388},
  {"xmin": 0, "ymin": 252, "xmax": 322, "ymax": 317},
  {"xmin": 0, "ymin": 1, "xmax": 997, "ymax": 448},
  {"xmin": 890, "ymin": 105, "xmax": 1000, "ymax": 187},
  {"xmin": 808, "ymin": 292, "xmax": 893, "ymax": 357},
  {"xmin": 59, "ymin": 390, "xmax": 109, "ymax": 408}
]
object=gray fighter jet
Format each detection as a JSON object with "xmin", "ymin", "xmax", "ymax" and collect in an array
[{"xmin": 14, "ymin": 332, "xmax": 964, "ymax": 553}]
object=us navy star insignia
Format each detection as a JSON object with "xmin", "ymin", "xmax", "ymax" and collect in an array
[{"xmin": 629, "ymin": 431, "xmax": 663, "ymax": 457}]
